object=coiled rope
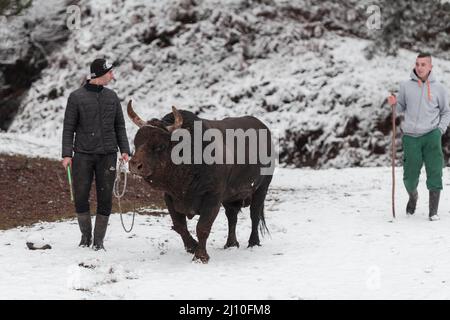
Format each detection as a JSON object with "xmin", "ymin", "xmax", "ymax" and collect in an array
[{"xmin": 113, "ymin": 159, "xmax": 136, "ymax": 233}]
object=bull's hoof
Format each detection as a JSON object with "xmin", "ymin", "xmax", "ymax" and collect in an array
[
  {"xmin": 193, "ymin": 250, "xmax": 209, "ymax": 264},
  {"xmin": 247, "ymin": 240, "xmax": 261, "ymax": 248},
  {"xmin": 224, "ymin": 240, "xmax": 240, "ymax": 249}
]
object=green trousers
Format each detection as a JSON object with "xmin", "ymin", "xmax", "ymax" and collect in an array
[{"xmin": 402, "ymin": 128, "xmax": 444, "ymax": 193}]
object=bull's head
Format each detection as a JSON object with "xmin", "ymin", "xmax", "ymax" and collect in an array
[{"xmin": 127, "ymin": 100, "xmax": 183, "ymax": 180}]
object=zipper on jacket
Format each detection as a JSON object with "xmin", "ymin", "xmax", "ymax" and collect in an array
[
  {"xmin": 412, "ymin": 84, "xmax": 425, "ymax": 134},
  {"xmin": 97, "ymin": 92, "xmax": 106, "ymax": 153}
]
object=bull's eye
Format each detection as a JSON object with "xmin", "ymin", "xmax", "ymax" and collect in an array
[{"xmin": 154, "ymin": 144, "xmax": 166, "ymax": 152}]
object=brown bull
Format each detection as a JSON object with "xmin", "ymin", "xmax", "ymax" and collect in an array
[{"xmin": 127, "ymin": 101, "xmax": 274, "ymax": 263}]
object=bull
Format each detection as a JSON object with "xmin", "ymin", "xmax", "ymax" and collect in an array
[{"xmin": 127, "ymin": 101, "xmax": 274, "ymax": 263}]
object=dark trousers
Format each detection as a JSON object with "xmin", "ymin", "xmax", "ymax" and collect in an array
[{"xmin": 72, "ymin": 152, "xmax": 117, "ymax": 216}]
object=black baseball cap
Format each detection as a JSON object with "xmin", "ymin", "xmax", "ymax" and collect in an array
[{"xmin": 90, "ymin": 58, "xmax": 113, "ymax": 79}]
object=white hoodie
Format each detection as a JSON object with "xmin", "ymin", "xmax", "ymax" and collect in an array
[{"xmin": 397, "ymin": 70, "xmax": 450, "ymax": 137}]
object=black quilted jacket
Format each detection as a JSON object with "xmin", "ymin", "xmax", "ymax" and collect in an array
[{"xmin": 61, "ymin": 82, "xmax": 130, "ymax": 158}]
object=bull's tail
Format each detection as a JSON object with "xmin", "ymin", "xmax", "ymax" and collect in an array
[
  {"xmin": 259, "ymin": 205, "xmax": 270, "ymax": 237},
  {"xmin": 253, "ymin": 176, "xmax": 272, "ymax": 238}
]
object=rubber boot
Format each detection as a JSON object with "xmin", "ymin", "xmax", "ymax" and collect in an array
[
  {"xmin": 429, "ymin": 191, "xmax": 441, "ymax": 221},
  {"xmin": 93, "ymin": 214, "xmax": 109, "ymax": 250},
  {"xmin": 77, "ymin": 212, "xmax": 92, "ymax": 247},
  {"xmin": 406, "ymin": 190, "xmax": 418, "ymax": 215}
]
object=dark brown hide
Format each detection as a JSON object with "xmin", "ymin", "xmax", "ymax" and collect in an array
[{"xmin": 128, "ymin": 102, "xmax": 274, "ymax": 263}]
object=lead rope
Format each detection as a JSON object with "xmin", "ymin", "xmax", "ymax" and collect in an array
[{"xmin": 113, "ymin": 159, "xmax": 136, "ymax": 233}]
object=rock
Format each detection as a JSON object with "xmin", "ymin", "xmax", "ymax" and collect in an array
[
  {"xmin": 26, "ymin": 232, "xmax": 51, "ymax": 250},
  {"xmin": 26, "ymin": 242, "xmax": 52, "ymax": 250}
]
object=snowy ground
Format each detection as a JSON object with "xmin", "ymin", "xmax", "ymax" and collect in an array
[{"xmin": 2, "ymin": 166, "xmax": 450, "ymax": 300}]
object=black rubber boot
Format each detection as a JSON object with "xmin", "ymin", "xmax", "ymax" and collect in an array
[
  {"xmin": 429, "ymin": 191, "xmax": 441, "ymax": 221},
  {"xmin": 77, "ymin": 212, "xmax": 92, "ymax": 247},
  {"xmin": 93, "ymin": 214, "xmax": 110, "ymax": 251},
  {"xmin": 406, "ymin": 190, "xmax": 418, "ymax": 215}
]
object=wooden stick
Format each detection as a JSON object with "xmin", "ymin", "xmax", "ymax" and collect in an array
[{"xmin": 391, "ymin": 101, "xmax": 396, "ymax": 219}]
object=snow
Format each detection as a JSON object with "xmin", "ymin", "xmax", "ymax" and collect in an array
[
  {"xmin": 0, "ymin": 0, "xmax": 68, "ymax": 63},
  {"xmin": 2, "ymin": 0, "xmax": 450, "ymax": 301},
  {"xmin": 2, "ymin": 166, "xmax": 450, "ymax": 299},
  {"xmin": 6, "ymin": 0, "xmax": 450, "ymax": 168},
  {"xmin": 0, "ymin": 132, "xmax": 60, "ymax": 159},
  {"xmin": 25, "ymin": 232, "xmax": 50, "ymax": 249}
]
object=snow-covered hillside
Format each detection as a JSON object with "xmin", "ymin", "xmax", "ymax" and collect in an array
[
  {"xmin": 0, "ymin": 0, "xmax": 70, "ymax": 131},
  {"xmin": 5, "ymin": 0, "xmax": 450, "ymax": 167},
  {"xmin": 2, "ymin": 166, "xmax": 450, "ymax": 299}
]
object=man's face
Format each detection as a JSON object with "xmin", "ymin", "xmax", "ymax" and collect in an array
[
  {"xmin": 415, "ymin": 57, "xmax": 432, "ymax": 80},
  {"xmin": 98, "ymin": 70, "xmax": 115, "ymax": 85}
]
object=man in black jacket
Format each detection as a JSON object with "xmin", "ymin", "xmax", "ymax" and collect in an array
[{"xmin": 61, "ymin": 58, "xmax": 130, "ymax": 250}]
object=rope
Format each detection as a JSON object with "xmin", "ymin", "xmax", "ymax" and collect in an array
[{"xmin": 113, "ymin": 159, "xmax": 136, "ymax": 233}]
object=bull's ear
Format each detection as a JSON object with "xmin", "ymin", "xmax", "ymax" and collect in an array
[
  {"xmin": 127, "ymin": 100, "xmax": 146, "ymax": 128},
  {"xmin": 166, "ymin": 106, "xmax": 183, "ymax": 132}
]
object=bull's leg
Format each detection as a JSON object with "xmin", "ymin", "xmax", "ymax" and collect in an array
[
  {"xmin": 194, "ymin": 200, "xmax": 221, "ymax": 263},
  {"xmin": 172, "ymin": 212, "xmax": 199, "ymax": 254},
  {"xmin": 248, "ymin": 179, "xmax": 271, "ymax": 247},
  {"xmin": 164, "ymin": 194, "xmax": 198, "ymax": 253},
  {"xmin": 223, "ymin": 203, "xmax": 240, "ymax": 249},
  {"xmin": 248, "ymin": 203, "xmax": 262, "ymax": 247}
]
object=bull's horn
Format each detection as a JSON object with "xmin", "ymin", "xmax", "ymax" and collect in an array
[
  {"xmin": 166, "ymin": 106, "xmax": 183, "ymax": 132},
  {"xmin": 127, "ymin": 100, "xmax": 146, "ymax": 128}
]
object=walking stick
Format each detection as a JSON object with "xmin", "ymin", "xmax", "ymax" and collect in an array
[
  {"xmin": 67, "ymin": 164, "xmax": 74, "ymax": 202},
  {"xmin": 391, "ymin": 93, "xmax": 396, "ymax": 219}
]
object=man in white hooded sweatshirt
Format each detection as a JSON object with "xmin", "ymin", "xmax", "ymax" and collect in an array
[{"xmin": 388, "ymin": 52, "xmax": 450, "ymax": 221}]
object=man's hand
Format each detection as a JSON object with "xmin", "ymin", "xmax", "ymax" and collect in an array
[
  {"xmin": 120, "ymin": 153, "xmax": 129, "ymax": 163},
  {"xmin": 62, "ymin": 157, "xmax": 72, "ymax": 169},
  {"xmin": 387, "ymin": 94, "xmax": 397, "ymax": 106}
]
